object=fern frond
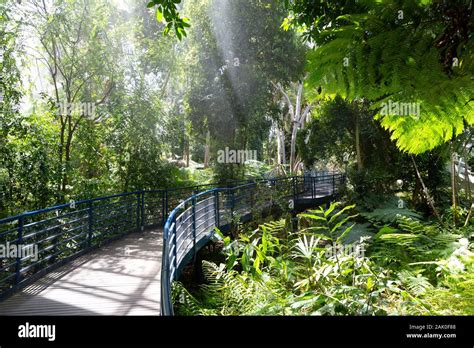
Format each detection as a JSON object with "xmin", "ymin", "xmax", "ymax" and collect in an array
[{"xmin": 398, "ymin": 270, "xmax": 433, "ymax": 295}]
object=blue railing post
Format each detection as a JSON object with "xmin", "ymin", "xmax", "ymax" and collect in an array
[
  {"xmin": 231, "ymin": 189, "xmax": 235, "ymax": 220},
  {"xmin": 14, "ymin": 215, "xmax": 24, "ymax": 285},
  {"xmin": 136, "ymin": 193, "xmax": 140, "ymax": 231},
  {"xmin": 161, "ymin": 191, "xmax": 166, "ymax": 226},
  {"xmin": 161, "ymin": 236, "xmax": 171, "ymax": 315},
  {"xmin": 141, "ymin": 192, "xmax": 145, "ymax": 230},
  {"xmin": 173, "ymin": 223, "xmax": 177, "ymax": 278},
  {"xmin": 192, "ymin": 198, "xmax": 197, "ymax": 261},
  {"xmin": 215, "ymin": 190, "xmax": 220, "ymax": 228},
  {"xmin": 88, "ymin": 201, "xmax": 93, "ymax": 248}
]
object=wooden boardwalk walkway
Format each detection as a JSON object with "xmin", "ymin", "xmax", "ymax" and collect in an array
[
  {"xmin": 0, "ymin": 229, "xmax": 163, "ymax": 316},
  {"xmin": 0, "ymin": 178, "xmax": 340, "ymax": 316}
]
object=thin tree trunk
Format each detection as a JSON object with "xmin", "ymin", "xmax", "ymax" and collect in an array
[
  {"xmin": 272, "ymin": 80, "xmax": 312, "ymax": 173},
  {"xmin": 290, "ymin": 124, "xmax": 298, "ymax": 172},
  {"xmin": 280, "ymin": 129, "xmax": 286, "ymax": 165},
  {"xmin": 411, "ymin": 156, "xmax": 442, "ymax": 222},
  {"xmin": 462, "ymin": 143, "xmax": 472, "ymax": 204},
  {"xmin": 451, "ymin": 148, "xmax": 458, "ymax": 226},
  {"xmin": 204, "ymin": 131, "xmax": 210, "ymax": 168},
  {"xmin": 277, "ymin": 128, "xmax": 282, "ymax": 165},
  {"xmin": 183, "ymin": 138, "xmax": 190, "ymax": 168}
]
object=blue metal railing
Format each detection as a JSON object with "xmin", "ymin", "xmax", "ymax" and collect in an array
[
  {"xmin": 160, "ymin": 173, "xmax": 346, "ymax": 315},
  {"xmin": 0, "ymin": 173, "xmax": 345, "ymax": 310},
  {"xmin": 0, "ymin": 178, "xmax": 255, "ymax": 299}
]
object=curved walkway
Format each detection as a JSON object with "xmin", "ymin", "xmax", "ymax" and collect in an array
[
  {"xmin": 0, "ymin": 174, "xmax": 345, "ymax": 315},
  {"xmin": 0, "ymin": 229, "xmax": 163, "ymax": 315}
]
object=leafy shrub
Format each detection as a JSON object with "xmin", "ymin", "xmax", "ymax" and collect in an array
[{"xmin": 173, "ymin": 202, "xmax": 473, "ymax": 315}]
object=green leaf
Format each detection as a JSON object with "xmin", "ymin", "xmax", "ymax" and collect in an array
[
  {"xmin": 156, "ymin": 9, "xmax": 164, "ymax": 22},
  {"xmin": 299, "ymin": 213, "xmax": 326, "ymax": 222},
  {"xmin": 375, "ymin": 225, "xmax": 398, "ymax": 238},
  {"xmin": 328, "ymin": 204, "xmax": 356, "ymax": 225},
  {"xmin": 336, "ymin": 224, "xmax": 355, "ymax": 244},
  {"xmin": 367, "ymin": 277, "xmax": 374, "ymax": 291}
]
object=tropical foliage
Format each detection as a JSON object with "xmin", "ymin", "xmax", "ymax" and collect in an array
[
  {"xmin": 1, "ymin": 0, "xmax": 473, "ymax": 318},
  {"xmin": 173, "ymin": 203, "xmax": 474, "ymax": 315}
]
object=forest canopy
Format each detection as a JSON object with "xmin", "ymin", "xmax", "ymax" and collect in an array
[{"xmin": 0, "ymin": 0, "xmax": 473, "ymax": 319}]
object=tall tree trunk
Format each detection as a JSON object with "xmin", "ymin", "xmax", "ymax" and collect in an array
[
  {"xmin": 411, "ymin": 156, "xmax": 442, "ymax": 222},
  {"xmin": 277, "ymin": 128, "xmax": 282, "ymax": 165},
  {"xmin": 451, "ymin": 148, "xmax": 458, "ymax": 226},
  {"xmin": 463, "ymin": 144, "xmax": 472, "ymax": 205},
  {"xmin": 204, "ymin": 131, "xmax": 210, "ymax": 168},
  {"xmin": 58, "ymin": 123, "xmax": 65, "ymax": 197},
  {"xmin": 183, "ymin": 137, "xmax": 190, "ymax": 168},
  {"xmin": 272, "ymin": 80, "xmax": 312, "ymax": 174},
  {"xmin": 278, "ymin": 128, "xmax": 286, "ymax": 165},
  {"xmin": 290, "ymin": 123, "xmax": 298, "ymax": 172}
]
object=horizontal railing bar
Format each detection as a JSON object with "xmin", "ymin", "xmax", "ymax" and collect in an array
[
  {"xmin": 20, "ymin": 240, "xmax": 88, "ymax": 274},
  {"xmin": 193, "ymin": 202, "xmax": 215, "ymax": 216},
  {"xmin": 0, "ymin": 260, "xmax": 18, "ymax": 273},
  {"xmin": 0, "ymin": 228, "xmax": 19, "ymax": 239},
  {"xmin": 0, "ymin": 179, "xmax": 253, "ymax": 225},
  {"xmin": 23, "ymin": 216, "xmax": 89, "ymax": 241},
  {"xmin": 22, "ymin": 208, "xmax": 90, "ymax": 230},
  {"xmin": 30, "ymin": 223, "xmax": 88, "ymax": 246},
  {"xmin": 195, "ymin": 216, "xmax": 215, "ymax": 231},
  {"xmin": 0, "ymin": 273, "xmax": 16, "ymax": 286},
  {"xmin": 34, "ymin": 231, "xmax": 88, "ymax": 257}
]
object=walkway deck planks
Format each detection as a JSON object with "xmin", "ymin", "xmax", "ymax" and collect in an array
[{"xmin": 0, "ymin": 229, "xmax": 163, "ymax": 316}]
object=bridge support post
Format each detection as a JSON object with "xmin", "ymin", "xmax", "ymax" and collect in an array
[
  {"xmin": 14, "ymin": 216, "xmax": 24, "ymax": 285},
  {"xmin": 141, "ymin": 192, "xmax": 145, "ymax": 231},
  {"xmin": 88, "ymin": 201, "xmax": 93, "ymax": 248},
  {"xmin": 164, "ymin": 190, "xmax": 169, "ymax": 225},
  {"xmin": 192, "ymin": 198, "xmax": 196, "ymax": 263},
  {"xmin": 173, "ymin": 223, "xmax": 178, "ymax": 279},
  {"xmin": 136, "ymin": 193, "xmax": 140, "ymax": 231}
]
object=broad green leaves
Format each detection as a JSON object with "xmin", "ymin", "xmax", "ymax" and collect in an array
[
  {"xmin": 290, "ymin": 0, "xmax": 474, "ymax": 154},
  {"xmin": 147, "ymin": 0, "xmax": 189, "ymax": 40}
]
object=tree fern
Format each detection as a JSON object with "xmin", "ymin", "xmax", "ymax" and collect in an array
[
  {"xmin": 304, "ymin": 1, "xmax": 474, "ymax": 154},
  {"xmin": 397, "ymin": 270, "xmax": 433, "ymax": 295},
  {"xmin": 371, "ymin": 216, "xmax": 463, "ymax": 269},
  {"xmin": 173, "ymin": 260, "xmax": 282, "ymax": 315}
]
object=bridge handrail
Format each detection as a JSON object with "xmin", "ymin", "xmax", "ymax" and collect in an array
[
  {"xmin": 0, "ymin": 173, "xmax": 345, "ymax": 307},
  {"xmin": 160, "ymin": 173, "xmax": 346, "ymax": 315},
  {"xmin": 0, "ymin": 178, "xmax": 263, "ymax": 299}
]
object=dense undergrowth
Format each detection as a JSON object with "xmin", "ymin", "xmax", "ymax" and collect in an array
[{"xmin": 172, "ymin": 200, "xmax": 474, "ymax": 316}]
